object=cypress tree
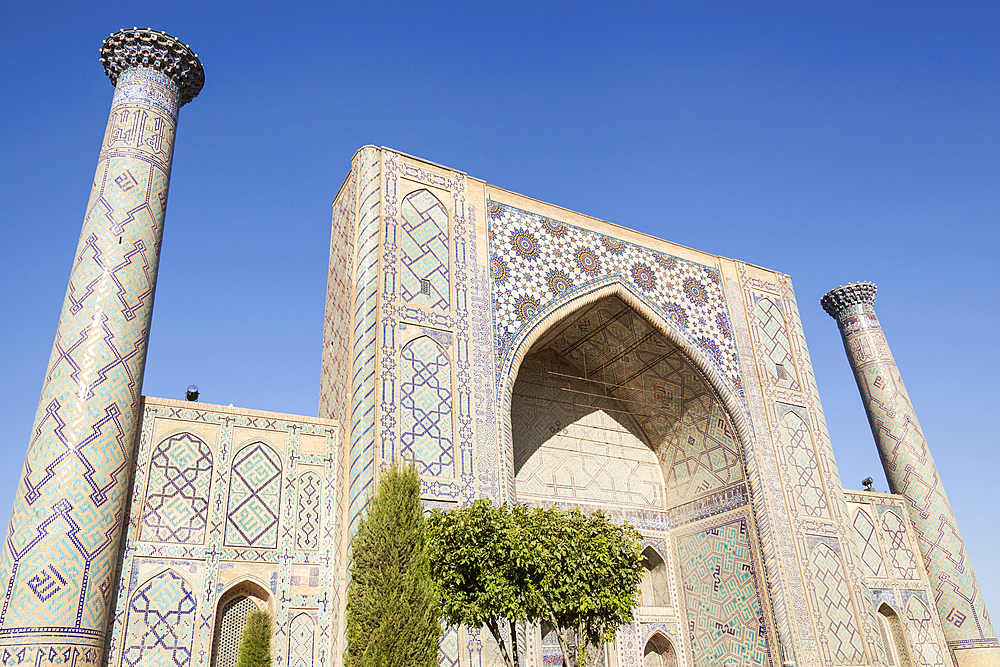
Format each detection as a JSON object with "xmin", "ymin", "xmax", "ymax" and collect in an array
[
  {"xmin": 236, "ymin": 609, "xmax": 272, "ymax": 667},
  {"xmin": 346, "ymin": 459, "xmax": 441, "ymax": 667}
]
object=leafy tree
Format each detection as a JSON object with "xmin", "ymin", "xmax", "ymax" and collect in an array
[
  {"xmin": 345, "ymin": 460, "xmax": 441, "ymax": 667},
  {"xmin": 236, "ymin": 609, "xmax": 272, "ymax": 667},
  {"xmin": 426, "ymin": 500, "xmax": 526, "ymax": 667},
  {"xmin": 522, "ymin": 506, "xmax": 643, "ymax": 667},
  {"xmin": 427, "ymin": 501, "xmax": 643, "ymax": 667}
]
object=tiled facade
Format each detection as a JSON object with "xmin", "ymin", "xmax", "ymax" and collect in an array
[{"xmin": 2, "ymin": 29, "xmax": 992, "ymax": 667}]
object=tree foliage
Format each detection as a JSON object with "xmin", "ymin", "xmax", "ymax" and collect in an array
[
  {"xmin": 427, "ymin": 501, "xmax": 643, "ymax": 667},
  {"xmin": 236, "ymin": 609, "xmax": 272, "ymax": 667},
  {"xmin": 345, "ymin": 460, "xmax": 441, "ymax": 667}
]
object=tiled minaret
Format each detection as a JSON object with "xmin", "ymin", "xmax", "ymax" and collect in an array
[
  {"xmin": 822, "ymin": 282, "xmax": 999, "ymax": 665},
  {"xmin": 0, "ymin": 29, "xmax": 203, "ymax": 665}
]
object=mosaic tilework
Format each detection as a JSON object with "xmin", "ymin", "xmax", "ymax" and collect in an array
[
  {"xmin": 747, "ymin": 269, "xmax": 901, "ymax": 667},
  {"xmin": 751, "ymin": 295, "xmax": 799, "ymax": 391},
  {"xmin": 728, "ymin": 269, "xmax": 812, "ymax": 666},
  {"xmin": 904, "ymin": 594, "xmax": 946, "ymax": 667},
  {"xmin": 348, "ymin": 147, "xmax": 381, "ymax": 531},
  {"xmin": 439, "ymin": 624, "xmax": 460, "ymax": 667},
  {"xmin": 851, "ymin": 510, "xmax": 885, "ymax": 579},
  {"xmin": 400, "ymin": 337, "xmax": 455, "ymax": 477},
  {"xmin": 675, "ymin": 516, "xmax": 770, "ymax": 667},
  {"xmin": 377, "ymin": 152, "xmax": 479, "ymax": 505},
  {"xmin": 106, "ymin": 401, "xmax": 340, "ymax": 667},
  {"xmin": 825, "ymin": 290, "xmax": 998, "ymax": 652},
  {"xmin": 774, "ymin": 407, "xmax": 829, "ymax": 520},
  {"xmin": 224, "ymin": 442, "xmax": 283, "ymax": 548},
  {"xmin": 120, "ymin": 570, "xmax": 196, "ymax": 667},
  {"xmin": 0, "ymin": 65, "xmax": 183, "ymax": 655},
  {"xmin": 879, "ymin": 510, "xmax": 918, "ymax": 582},
  {"xmin": 140, "ymin": 432, "xmax": 213, "ymax": 544},
  {"xmin": 287, "ymin": 613, "xmax": 316, "ymax": 667},
  {"xmin": 807, "ymin": 542, "xmax": 865, "ymax": 665},
  {"xmin": 295, "ymin": 472, "xmax": 321, "ymax": 551},
  {"xmin": 489, "ymin": 202, "xmax": 739, "ymax": 393},
  {"xmin": 400, "ymin": 190, "xmax": 450, "ymax": 310},
  {"xmin": 319, "ymin": 157, "xmax": 357, "ymax": 426}
]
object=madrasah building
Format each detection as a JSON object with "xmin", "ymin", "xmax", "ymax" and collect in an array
[{"xmin": 0, "ymin": 27, "xmax": 995, "ymax": 667}]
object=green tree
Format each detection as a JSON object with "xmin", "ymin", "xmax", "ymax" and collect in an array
[
  {"xmin": 427, "ymin": 502, "xmax": 643, "ymax": 667},
  {"xmin": 522, "ymin": 506, "xmax": 643, "ymax": 667},
  {"xmin": 345, "ymin": 460, "xmax": 441, "ymax": 667},
  {"xmin": 236, "ymin": 609, "xmax": 272, "ymax": 667}
]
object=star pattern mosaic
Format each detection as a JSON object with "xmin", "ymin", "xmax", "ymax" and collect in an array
[{"xmin": 488, "ymin": 202, "xmax": 739, "ymax": 390}]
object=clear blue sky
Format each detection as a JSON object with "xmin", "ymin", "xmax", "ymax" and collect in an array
[{"xmin": 2, "ymin": 1, "xmax": 997, "ymax": 614}]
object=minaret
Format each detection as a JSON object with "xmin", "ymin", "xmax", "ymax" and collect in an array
[
  {"xmin": 0, "ymin": 29, "xmax": 203, "ymax": 663},
  {"xmin": 822, "ymin": 282, "xmax": 999, "ymax": 665}
]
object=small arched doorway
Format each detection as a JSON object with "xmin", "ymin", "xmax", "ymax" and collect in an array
[
  {"xmin": 877, "ymin": 603, "xmax": 913, "ymax": 667},
  {"xmin": 211, "ymin": 580, "xmax": 271, "ymax": 667},
  {"xmin": 643, "ymin": 633, "xmax": 677, "ymax": 667}
]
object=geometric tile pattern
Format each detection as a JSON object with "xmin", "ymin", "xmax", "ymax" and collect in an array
[
  {"xmin": 488, "ymin": 202, "xmax": 739, "ymax": 392},
  {"xmin": 120, "ymin": 570, "xmax": 196, "ymax": 667},
  {"xmin": 676, "ymin": 518, "xmax": 769, "ymax": 667},
  {"xmin": 827, "ymin": 290, "xmax": 998, "ymax": 651},
  {"xmin": 807, "ymin": 543, "xmax": 866, "ymax": 665},
  {"xmin": 287, "ymin": 613, "xmax": 315, "ymax": 667},
  {"xmin": 400, "ymin": 336, "xmax": 455, "ymax": 477},
  {"xmin": 851, "ymin": 509, "xmax": 885, "ymax": 579},
  {"xmin": 751, "ymin": 296, "xmax": 798, "ymax": 390},
  {"xmin": 140, "ymin": 432, "xmax": 213, "ymax": 544},
  {"xmin": 438, "ymin": 624, "xmax": 460, "ymax": 667},
  {"xmin": 513, "ymin": 297, "xmax": 743, "ymax": 509},
  {"xmin": 224, "ymin": 442, "xmax": 282, "ymax": 548},
  {"xmin": 775, "ymin": 409, "xmax": 829, "ymax": 520},
  {"xmin": 295, "ymin": 471, "xmax": 321, "ymax": 551},
  {"xmin": 904, "ymin": 594, "xmax": 946, "ymax": 667},
  {"xmin": 880, "ymin": 510, "xmax": 918, "ymax": 581},
  {"xmin": 0, "ymin": 65, "xmax": 182, "ymax": 652},
  {"xmin": 349, "ymin": 147, "xmax": 381, "ymax": 532},
  {"xmin": 400, "ymin": 190, "xmax": 449, "ymax": 310}
]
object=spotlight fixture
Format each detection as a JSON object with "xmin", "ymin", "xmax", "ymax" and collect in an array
[
  {"xmin": 186, "ymin": 385, "xmax": 199, "ymax": 402},
  {"xmin": 862, "ymin": 477, "xmax": 874, "ymax": 491}
]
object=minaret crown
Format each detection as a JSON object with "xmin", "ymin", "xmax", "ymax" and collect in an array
[
  {"xmin": 820, "ymin": 281, "xmax": 877, "ymax": 319},
  {"xmin": 100, "ymin": 28, "xmax": 204, "ymax": 105}
]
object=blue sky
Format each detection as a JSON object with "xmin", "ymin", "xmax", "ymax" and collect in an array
[{"xmin": 2, "ymin": 1, "xmax": 998, "ymax": 615}]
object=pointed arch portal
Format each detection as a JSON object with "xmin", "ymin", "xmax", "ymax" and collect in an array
[{"xmin": 508, "ymin": 290, "xmax": 744, "ymax": 511}]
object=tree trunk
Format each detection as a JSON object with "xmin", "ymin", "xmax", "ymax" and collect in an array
[
  {"xmin": 509, "ymin": 618, "xmax": 520, "ymax": 667},
  {"xmin": 485, "ymin": 618, "xmax": 516, "ymax": 667},
  {"xmin": 547, "ymin": 610, "xmax": 575, "ymax": 667}
]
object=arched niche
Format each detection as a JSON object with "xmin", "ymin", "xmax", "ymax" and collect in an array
[
  {"xmin": 643, "ymin": 632, "xmax": 677, "ymax": 667},
  {"xmin": 505, "ymin": 288, "xmax": 745, "ymax": 511},
  {"xmin": 211, "ymin": 579, "xmax": 272, "ymax": 667},
  {"xmin": 639, "ymin": 546, "xmax": 670, "ymax": 607},
  {"xmin": 876, "ymin": 603, "xmax": 913, "ymax": 667}
]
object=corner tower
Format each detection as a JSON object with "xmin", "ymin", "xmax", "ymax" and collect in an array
[
  {"xmin": 822, "ymin": 282, "xmax": 998, "ymax": 666},
  {"xmin": 0, "ymin": 29, "xmax": 203, "ymax": 665}
]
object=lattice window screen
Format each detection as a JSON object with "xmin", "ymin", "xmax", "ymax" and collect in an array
[{"xmin": 214, "ymin": 596, "xmax": 256, "ymax": 667}]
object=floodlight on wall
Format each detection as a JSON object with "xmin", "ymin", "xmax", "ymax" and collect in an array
[
  {"xmin": 186, "ymin": 385, "xmax": 199, "ymax": 402},
  {"xmin": 862, "ymin": 477, "xmax": 874, "ymax": 491}
]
